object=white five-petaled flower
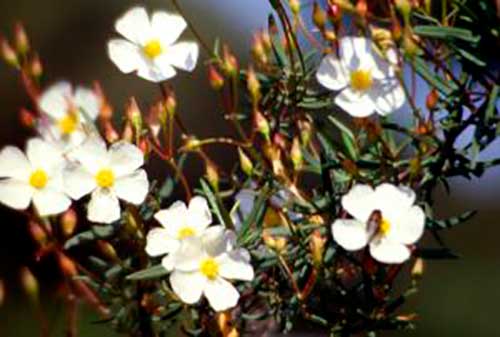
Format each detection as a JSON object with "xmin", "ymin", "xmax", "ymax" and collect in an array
[
  {"xmin": 63, "ymin": 137, "xmax": 149, "ymax": 224},
  {"xmin": 168, "ymin": 225, "xmax": 254, "ymax": 312},
  {"xmin": 38, "ymin": 81, "xmax": 100, "ymax": 152},
  {"xmin": 107, "ymin": 6, "xmax": 199, "ymax": 82},
  {"xmin": 145, "ymin": 196, "xmax": 213, "ymax": 270},
  {"xmin": 0, "ymin": 138, "xmax": 71, "ymax": 216},
  {"xmin": 316, "ymin": 36, "xmax": 406, "ymax": 118},
  {"xmin": 332, "ymin": 183, "xmax": 425, "ymax": 264}
]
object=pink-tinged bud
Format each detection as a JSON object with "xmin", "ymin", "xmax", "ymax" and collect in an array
[
  {"xmin": 58, "ymin": 253, "xmax": 77, "ymax": 277},
  {"xmin": 165, "ymin": 93, "xmax": 177, "ymax": 117},
  {"xmin": 94, "ymin": 82, "xmax": 112, "ymax": 120},
  {"xmin": 411, "ymin": 258, "xmax": 424, "ymax": 279},
  {"xmin": 327, "ymin": 3, "xmax": 342, "ymax": 23},
  {"xmin": 247, "ymin": 66, "xmax": 261, "ymax": 104},
  {"xmin": 138, "ymin": 139, "xmax": 149, "ymax": 155},
  {"xmin": 206, "ymin": 161, "xmax": 219, "ymax": 191},
  {"xmin": 289, "ymin": 0, "xmax": 301, "ymax": 15},
  {"xmin": 19, "ymin": 108, "xmax": 36, "ymax": 128},
  {"xmin": 122, "ymin": 122, "xmax": 134, "ymax": 142},
  {"xmin": 29, "ymin": 221, "xmax": 47, "ymax": 245},
  {"xmin": 238, "ymin": 148, "xmax": 253, "ymax": 176},
  {"xmin": 252, "ymin": 32, "xmax": 268, "ymax": 65},
  {"xmin": 222, "ymin": 45, "xmax": 238, "ymax": 77},
  {"xmin": 273, "ymin": 132, "xmax": 288, "ymax": 152},
  {"xmin": 313, "ymin": 2, "xmax": 327, "ymax": 31},
  {"xmin": 103, "ymin": 121, "xmax": 119, "ymax": 143},
  {"xmin": 0, "ymin": 279, "xmax": 4, "ymax": 307},
  {"xmin": 208, "ymin": 64, "xmax": 224, "ymax": 90},
  {"xmin": 126, "ymin": 97, "xmax": 142, "ymax": 130},
  {"xmin": 254, "ymin": 110, "xmax": 270, "ymax": 141},
  {"xmin": 261, "ymin": 30, "xmax": 272, "ymax": 52},
  {"xmin": 264, "ymin": 144, "xmax": 285, "ymax": 177},
  {"xmin": 291, "ymin": 137, "xmax": 303, "ymax": 170},
  {"xmin": 60, "ymin": 208, "xmax": 77, "ymax": 237},
  {"xmin": 14, "ymin": 22, "xmax": 29, "ymax": 54},
  {"xmin": 1, "ymin": 38, "xmax": 19, "ymax": 68},
  {"xmin": 20, "ymin": 267, "xmax": 39, "ymax": 301},
  {"xmin": 426, "ymin": 89, "xmax": 439, "ymax": 111},
  {"xmin": 310, "ymin": 229, "xmax": 326, "ymax": 266},
  {"xmin": 31, "ymin": 54, "xmax": 42, "ymax": 78},
  {"xmin": 356, "ymin": 0, "xmax": 368, "ymax": 17}
]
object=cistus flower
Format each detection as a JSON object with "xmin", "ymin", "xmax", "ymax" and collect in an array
[
  {"xmin": 107, "ymin": 6, "xmax": 199, "ymax": 82},
  {"xmin": 38, "ymin": 81, "xmax": 100, "ymax": 152},
  {"xmin": 168, "ymin": 226, "xmax": 254, "ymax": 311},
  {"xmin": 316, "ymin": 36, "xmax": 406, "ymax": 117},
  {"xmin": 145, "ymin": 196, "xmax": 213, "ymax": 270},
  {"xmin": 332, "ymin": 183, "xmax": 425, "ymax": 264},
  {"xmin": 0, "ymin": 138, "xmax": 71, "ymax": 216},
  {"xmin": 63, "ymin": 137, "xmax": 149, "ymax": 224}
]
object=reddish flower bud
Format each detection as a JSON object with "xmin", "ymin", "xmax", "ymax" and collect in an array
[
  {"xmin": 1, "ymin": 38, "xmax": 18, "ymax": 68},
  {"xmin": 19, "ymin": 108, "xmax": 36, "ymax": 128},
  {"xmin": 208, "ymin": 64, "xmax": 224, "ymax": 90},
  {"xmin": 313, "ymin": 2, "xmax": 327, "ymax": 31}
]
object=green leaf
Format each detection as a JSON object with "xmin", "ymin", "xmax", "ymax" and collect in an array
[
  {"xmin": 413, "ymin": 25, "xmax": 480, "ymax": 43},
  {"xmin": 426, "ymin": 210, "xmax": 477, "ymax": 230},
  {"xmin": 486, "ymin": 85, "xmax": 499, "ymax": 121},
  {"xmin": 199, "ymin": 179, "xmax": 234, "ymax": 229},
  {"xmin": 412, "ymin": 57, "xmax": 458, "ymax": 95},
  {"xmin": 64, "ymin": 224, "xmax": 116, "ymax": 249},
  {"xmin": 126, "ymin": 265, "xmax": 168, "ymax": 281}
]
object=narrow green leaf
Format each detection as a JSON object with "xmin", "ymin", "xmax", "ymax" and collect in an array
[{"xmin": 126, "ymin": 265, "xmax": 168, "ymax": 281}]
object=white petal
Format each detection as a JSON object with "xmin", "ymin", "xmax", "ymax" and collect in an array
[
  {"xmin": 39, "ymin": 81, "xmax": 71, "ymax": 119},
  {"xmin": 107, "ymin": 39, "xmax": 143, "ymax": 74},
  {"xmin": 172, "ymin": 237, "xmax": 205, "ymax": 272},
  {"xmin": 316, "ymin": 54, "xmax": 349, "ymax": 91},
  {"xmin": 0, "ymin": 146, "xmax": 31, "ymax": 180},
  {"xmin": 145, "ymin": 227, "xmax": 180, "ymax": 256},
  {"xmin": 32, "ymin": 188, "xmax": 71, "ymax": 216},
  {"xmin": 151, "ymin": 11, "xmax": 187, "ymax": 46},
  {"xmin": 187, "ymin": 196, "xmax": 212, "ymax": 231},
  {"xmin": 369, "ymin": 239, "xmax": 410, "ymax": 264},
  {"xmin": 137, "ymin": 62, "xmax": 176, "ymax": 82},
  {"xmin": 0, "ymin": 179, "xmax": 33, "ymax": 210},
  {"xmin": 202, "ymin": 225, "xmax": 227, "ymax": 257},
  {"xmin": 154, "ymin": 200, "xmax": 188, "ymax": 231},
  {"xmin": 74, "ymin": 87, "xmax": 99, "ymax": 121},
  {"xmin": 387, "ymin": 205, "xmax": 425, "ymax": 245},
  {"xmin": 87, "ymin": 188, "xmax": 120, "ymax": 224},
  {"xmin": 218, "ymin": 250, "xmax": 254, "ymax": 281},
  {"xmin": 341, "ymin": 184, "xmax": 376, "ymax": 223},
  {"xmin": 108, "ymin": 141, "xmax": 144, "ymax": 177},
  {"xmin": 204, "ymin": 277, "xmax": 240, "ymax": 312},
  {"xmin": 63, "ymin": 163, "xmax": 96, "ymax": 199},
  {"xmin": 26, "ymin": 138, "xmax": 64, "ymax": 173},
  {"xmin": 170, "ymin": 271, "xmax": 205, "ymax": 304},
  {"xmin": 161, "ymin": 254, "xmax": 176, "ymax": 271},
  {"xmin": 339, "ymin": 36, "xmax": 374, "ymax": 69},
  {"xmin": 161, "ymin": 42, "xmax": 198, "ymax": 72},
  {"xmin": 369, "ymin": 80, "xmax": 406, "ymax": 116},
  {"xmin": 335, "ymin": 87, "xmax": 376, "ymax": 118},
  {"xmin": 375, "ymin": 183, "xmax": 415, "ymax": 215},
  {"xmin": 332, "ymin": 219, "xmax": 369, "ymax": 251},
  {"xmin": 115, "ymin": 6, "xmax": 151, "ymax": 44},
  {"xmin": 114, "ymin": 169, "xmax": 149, "ymax": 205},
  {"xmin": 72, "ymin": 137, "xmax": 108, "ymax": 174}
]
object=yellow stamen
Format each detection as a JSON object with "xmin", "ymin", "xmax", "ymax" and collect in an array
[
  {"xmin": 143, "ymin": 40, "xmax": 163, "ymax": 59},
  {"xmin": 95, "ymin": 169, "xmax": 115, "ymax": 188},
  {"xmin": 58, "ymin": 114, "xmax": 79, "ymax": 135},
  {"xmin": 177, "ymin": 226, "xmax": 196, "ymax": 239},
  {"xmin": 350, "ymin": 69, "xmax": 373, "ymax": 91},
  {"xmin": 29, "ymin": 169, "xmax": 48, "ymax": 189},
  {"xmin": 200, "ymin": 258, "xmax": 219, "ymax": 280},
  {"xmin": 379, "ymin": 218, "xmax": 391, "ymax": 235}
]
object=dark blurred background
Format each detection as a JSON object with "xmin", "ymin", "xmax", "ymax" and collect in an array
[{"xmin": 0, "ymin": 1, "xmax": 499, "ymax": 336}]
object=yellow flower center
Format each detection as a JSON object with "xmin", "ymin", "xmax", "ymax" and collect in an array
[
  {"xmin": 177, "ymin": 226, "xmax": 196, "ymax": 239},
  {"xmin": 95, "ymin": 169, "xmax": 115, "ymax": 188},
  {"xmin": 199, "ymin": 258, "xmax": 219, "ymax": 280},
  {"xmin": 379, "ymin": 218, "xmax": 391, "ymax": 236},
  {"xmin": 350, "ymin": 69, "xmax": 373, "ymax": 91},
  {"xmin": 58, "ymin": 113, "xmax": 79, "ymax": 135},
  {"xmin": 143, "ymin": 39, "xmax": 163, "ymax": 59},
  {"xmin": 29, "ymin": 169, "xmax": 48, "ymax": 189}
]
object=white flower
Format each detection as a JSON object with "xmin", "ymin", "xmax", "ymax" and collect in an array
[
  {"xmin": 168, "ymin": 226, "xmax": 254, "ymax": 311},
  {"xmin": 63, "ymin": 137, "xmax": 149, "ymax": 224},
  {"xmin": 107, "ymin": 6, "xmax": 199, "ymax": 82},
  {"xmin": 0, "ymin": 138, "xmax": 71, "ymax": 216},
  {"xmin": 331, "ymin": 183, "xmax": 425, "ymax": 264},
  {"xmin": 38, "ymin": 81, "xmax": 100, "ymax": 152},
  {"xmin": 316, "ymin": 36, "xmax": 406, "ymax": 117},
  {"xmin": 145, "ymin": 196, "xmax": 212, "ymax": 270}
]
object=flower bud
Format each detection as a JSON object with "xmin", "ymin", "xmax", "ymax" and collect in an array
[
  {"xmin": 263, "ymin": 230, "xmax": 287, "ymax": 253},
  {"xmin": 103, "ymin": 121, "xmax": 119, "ymax": 143},
  {"xmin": 289, "ymin": 0, "xmax": 301, "ymax": 15},
  {"xmin": 251, "ymin": 33, "xmax": 268, "ymax": 65},
  {"xmin": 29, "ymin": 221, "xmax": 47, "ymax": 245},
  {"xmin": 165, "ymin": 93, "xmax": 177, "ymax": 117},
  {"xmin": 327, "ymin": 3, "xmax": 342, "ymax": 23},
  {"xmin": 31, "ymin": 54, "xmax": 43, "ymax": 78},
  {"xmin": 310, "ymin": 230, "xmax": 326, "ymax": 267},
  {"xmin": 425, "ymin": 89, "xmax": 439, "ymax": 111},
  {"xmin": 403, "ymin": 31, "xmax": 419, "ymax": 57},
  {"xmin": 247, "ymin": 66, "xmax": 261, "ymax": 105},
  {"xmin": 208, "ymin": 64, "xmax": 224, "ymax": 90},
  {"xmin": 183, "ymin": 136, "xmax": 201, "ymax": 151},
  {"xmin": 291, "ymin": 137, "xmax": 303, "ymax": 170},
  {"xmin": 206, "ymin": 161, "xmax": 219, "ymax": 191},
  {"xmin": 254, "ymin": 110, "xmax": 270, "ymax": 141},
  {"xmin": 261, "ymin": 30, "xmax": 272, "ymax": 52},
  {"xmin": 138, "ymin": 138, "xmax": 149, "ymax": 155},
  {"xmin": 1, "ymin": 38, "xmax": 19, "ymax": 68},
  {"xmin": 323, "ymin": 30, "xmax": 336, "ymax": 42},
  {"xmin": 298, "ymin": 119, "xmax": 312, "ymax": 146},
  {"xmin": 58, "ymin": 253, "xmax": 78, "ymax": 277},
  {"xmin": 20, "ymin": 267, "xmax": 39, "ymax": 301},
  {"xmin": 411, "ymin": 258, "xmax": 424, "ymax": 279},
  {"xmin": 14, "ymin": 22, "xmax": 29, "ymax": 55},
  {"xmin": 19, "ymin": 108, "xmax": 36, "ymax": 128},
  {"xmin": 97, "ymin": 240, "xmax": 119, "ymax": 262},
  {"xmin": 126, "ymin": 97, "xmax": 142, "ymax": 132},
  {"xmin": 222, "ymin": 45, "xmax": 238, "ymax": 77},
  {"xmin": 0, "ymin": 279, "xmax": 5, "ymax": 307},
  {"xmin": 122, "ymin": 121, "xmax": 134, "ymax": 142},
  {"xmin": 313, "ymin": 2, "xmax": 327, "ymax": 31},
  {"xmin": 355, "ymin": 0, "xmax": 368, "ymax": 17},
  {"xmin": 395, "ymin": 0, "xmax": 412, "ymax": 21},
  {"xmin": 60, "ymin": 208, "xmax": 77, "ymax": 237},
  {"xmin": 238, "ymin": 148, "xmax": 253, "ymax": 176}
]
